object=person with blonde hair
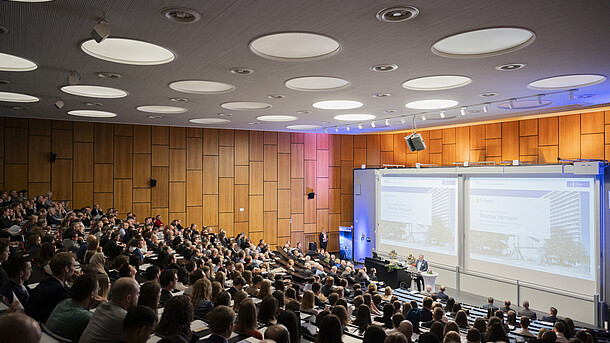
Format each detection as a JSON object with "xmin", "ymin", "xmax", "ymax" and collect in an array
[
  {"xmin": 87, "ymin": 252, "xmax": 107, "ymax": 275},
  {"xmin": 257, "ymin": 279, "xmax": 272, "ymax": 298},
  {"xmin": 382, "ymin": 287, "xmax": 393, "ymax": 301},
  {"xmin": 300, "ymin": 290, "xmax": 317, "ymax": 314},
  {"xmin": 233, "ymin": 290, "xmax": 248, "ymax": 312},
  {"xmin": 191, "ymin": 278, "xmax": 214, "ymax": 319},
  {"xmin": 234, "ymin": 298, "xmax": 263, "ymax": 339}
]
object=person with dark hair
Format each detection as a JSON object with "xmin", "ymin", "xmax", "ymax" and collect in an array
[
  {"xmin": 229, "ymin": 276, "xmax": 245, "ymax": 298},
  {"xmin": 258, "ymin": 295, "xmax": 278, "ymax": 324},
  {"xmin": 386, "ymin": 313, "xmax": 405, "ymax": 335},
  {"xmin": 443, "ymin": 332, "xmax": 461, "ymax": 343},
  {"xmin": 455, "ymin": 310, "xmax": 469, "ymax": 329},
  {"xmin": 315, "ymin": 314, "xmax": 343, "ymax": 343},
  {"xmin": 472, "ymin": 318, "xmax": 486, "ymax": 335},
  {"xmin": 353, "ymin": 304, "xmax": 372, "ymax": 331},
  {"xmin": 513, "ymin": 316, "xmax": 536, "ymax": 338},
  {"xmin": 466, "ymin": 328, "xmax": 481, "ymax": 343},
  {"xmin": 422, "ymin": 307, "xmax": 445, "ymax": 328},
  {"xmin": 419, "ymin": 332, "xmax": 441, "ymax": 343},
  {"xmin": 379, "ymin": 303, "xmax": 395, "ymax": 329},
  {"xmin": 542, "ymin": 330, "xmax": 558, "ymax": 343},
  {"xmin": 482, "ymin": 297, "xmax": 498, "ymax": 312},
  {"xmin": 265, "ymin": 324, "xmax": 291, "ymax": 343},
  {"xmin": 421, "ymin": 297, "xmax": 433, "ymax": 322},
  {"xmin": 214, "ymin": 290, "xmax": 231, "ymax": 307},
  {"xmin": 120, "ymin": 306, "xmax": 158, "ymax": 343},
  {"xmin": 156, "ymin": 295, "xmax": 194, "ymax": 341},
  {"xmin": 235, "ymin": 298, "xmax": 262, "ymax": 339},
  {"xmin": 555, "ymin": 321, "xmax": 570, "ymax": 343},
  {"xmin": 80, "ymin": 277, "xmax": 140, "ymax": 343},
  {"xmin": 484, "ymin": 317, "xmax": 509, "ymax": 343},
  {"xmin": 159, "ymin": 269, "xmax": 177, "ymax": 305},
  {"xmin": 278, "ymin": 310, "xmax": 301, "ymax": 343},
  {"xmin": 542, "ymin": 306, "xmax": 559, "ymax": 323},
  {"xmin": 45, "ymin": 273, "xmax": 98, "ymax": 341},
  {"xmin": 26, "ymin": 252, "xmax": 76, "ymax": 322},
  {"xmin": 138, "ymin": 281, "xmax": 162, "ymax": 313},
  {"xmin": 0, "ymin": 255, "xmax": 32, "ymax": 305},
  {"xmin": 246, "ymin": 274, "xmax": 262, "ymax": 296},
  {"xmin": 200, "ymin": 306, "xmax": 236, "ymax": 343},
  {"xmin": 363, "ymin": 325, "xmax": 387, "ymax": 343},
  {"xmin": 429, "ymin": 322, "xmax": 444, "ymax": 341},
  {"xmin": 145, "ymin": 265, "xmax": 161, "ymax": 281}
]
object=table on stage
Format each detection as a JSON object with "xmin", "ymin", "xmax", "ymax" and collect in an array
[
  {"xmin": 421, "ymin": 271, "xmax": 438, "ymax": 291},
  {"xmin": 365, "ymin": 257, "xmax": 413, "ymax": 289}
]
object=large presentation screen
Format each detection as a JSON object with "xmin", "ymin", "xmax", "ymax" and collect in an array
[
  {"xmin": 378, "ymin": 176, "xmax": 458, "ymax": 262},
  {"xmin": 466, "ymin": 177, "xmax": 596, "ymax": 292}
]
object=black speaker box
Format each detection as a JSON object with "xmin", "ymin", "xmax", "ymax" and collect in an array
[
  {"xmin": 404, "ymin": 133, "xmax": 427, "ymax": 152},
  {"xmin": 150, "ymin": 179, "xmax": 157, "ymax": 187},
  {"xmin": 307, "ymin": 192, "xmax": 315, "ymax": 199},
  {"xmin": 50, "ymin": 152, "xmax": 57, "ymax": 163}
]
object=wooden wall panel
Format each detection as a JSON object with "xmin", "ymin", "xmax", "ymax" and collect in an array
[
  {"xmin": 249, "ymin": 195, "xmax": 264, "ymax": 231},
  {"xmin": 393, "ymin": 134, "xmax": 407, "ymax": 166},
  {"xmin": 250, "ymin": 131, "xmax": 264, "ymax": 161},
  {"xmin": 235, "ymin": 131, "xmax": 249, "ymax": 165},
  {"xmin": 235, "ymin": 165, "xmax": 249, "ymax": 185},
  {"xmin": 486, "ymin": 123, "xmax": 501, "ymax": 139},
  {"xmin": 264, "ymin": 145, "xmax": 278, "ymax": 181},
  {"xmin": 366, "ymin": 135, "xmax": 380, "ymax": 167},
  {"xmin": 74, "ymin": 122, "xmax": 94, "ymax": 143},
  {"xmin": 5, "ymin": 165, "xmax": 28, "ymax": 190},
  {"xmin": 277, "ymin": 154, "xmax": 291, "ymax": 190},
  {"xmin": 581, "ymin": 111, "xmax": 604, "ymax": 134},
  {"xmin": 202, "ymin": 195, "xmax": 219, "ymax": 227},
  {"xmin": 203, "ymin": 129, "xmax": 218, "ymax": 155},
  {"xmin": 133, "ymin": 154, "xmax": 151, "ymax": 188},
  {"xmin": 29, "ymin": 119, "xmax": 50, "ymax": 136},
  {"xmin": 94, "ymin": 164, "xmax": 113, "ymax": 193},
  {"xmin": 5, "ymin": 128, "xmax": 28, "ymax": 163},
  {"xmin": 234, "ymin": 184, "xmax": 249, "ymax": 222},
  {"xmin": 456, "ymin": 127, "xmax": 469, "ymax": 162},
  {"xmin": 218, "ymin": 213, "xmax": 234, "ymax": 236},
  {"xmin": 264, "ymin": 132, "xmax": 277, "ymax": 145},
  {"xmin": 186, "ymin": 170, "xmax": 203, "ymax": 206},
  {"xmin": 559, "ymin": 114, "xmax": 581, "ymax": 159},
  {"xmin": 73, "ymin": 143, "xmax": 93, "ymax": 182},
  {"xmin": 170, "ymin": 127, "xmax": 186, "ymax": 148},
  {"xmin": 52, "ymin": 129, "xmax": 73, "ymax": 159},
  {"xmin": 539, "ymin": 117, "xmax": 559, "ymax": 146},
  {"xmin": 316, "ymin": 178, "xmax": 329, "ymax": 209},
  {"xmin": 278, "ymin": 190, "xmax": 290, "ymax": 218},
  {"xmin": 218, "ymin": 129, "xmax": 234, "ymax": 147},
  {"xmin": 520, "ymin": 119, "xmax": 538, "ymax": 136},
  {"xmin": 317, "ymin": 134, "xmax": 329, "ymax": 149},
  {"xmin": 218, "ymin": 146, "xmax": 234, "ymax": 178},
  {"xmin": 133, "ymin": 125, "xmax": 151, "ymax": 153},
  {"xmin": 202, "ymin": 156, "xmax": 219, "ymax": 194},
  {"xmin": 169, "ymin": 149, "xmax": 187, "ymax": 181},
  {"xmin": 501, "ymin": 121, "xmax": 520, "ymax": 161},
  {"xmin": 151, "ymin": 167, "xmax": 169, "ymax": 208},
  {"xmin": 291, "ymin": 144, "xmax": 304, "ymax": 178},
  {"xmin": 291, "ymin": 179, "xmax": 304, "ymax": 214},
  {"xmin": 114, "ymin": 136, "xmax": 132, "ymax": 178},
  {"xmin": 341, "ymin": 135, "xmax": 353, "ymax": 161},
  {"xmin": 133, "ymin": 188, "xmax": 150, "ymax": 203},
  {"xmin": 134, "ymin": 203, "xmax": 151, "ymax": 219},
  {"xmin": 264, "ymin": 212, "xmax": 278, "ymax": 245},
  {"xmin": 52, "ymin": 159, "xmax": 72, "ymax": 200},
  {"xmin": 263, "ymin": 182, "xmax": 277, "ymax": 211},
  {"xmin": 114, "ymin": 179, "xmax": 133, "ymax": 214},
  {"xmin": 250, "ymin": 162, "xmax": 264, "ymax": 195},
  {"xmin": 29, "ymin": 135, "xmax": 51, "ymax": 182},
  {"xmin": 304, "ymin": 134, "xmax": 317, "ymax": 160},
  {"xmin": 442, "ymin": 145, "xmax": 456, "ymax": 166},
  {"xmin": 169, "ymin": 182, "xmax": 186, "ymax": 213},
  {"xmin": 152, "ymin": 126, "xmax": 169, "ymax": 145},
  {"xmin": 581, "ymin": 134, "xmax": 604, "ymax": 159},
  {"xmin": 187, "ymin": 137, "xmax": 203, "ymax": 170},
  {"xmin": 278, "ymin": 133, "xmax": 291, "ymax": 154},
  {"xmin": 520, "ymin": 136, "xmax": 539, "ymax": 156},
  {"xmin": 329, "ymin": 135, "xmax": 341, "ymax": 167},
  {"xmin": 316, "ymin": 150, "xmax": 329, "ymax": 177},
  {"xmin": 151, "ymin": 145, "xmax": 169, "ymax": 167},
  {"xmin": 219, "ymin": 178, "xmax": 234, "ymax": 212},
  {"xmin": 73, "ymin": 182, "xmax": 93, "ymax": 209},
  {"xmin": 354, "ymin": 148, "xmax": 366, "ymax": 169},
  {"xmin": 470, "ymin": 125, "xmax": 486, "ymax": 150},
  {"xmin": 94, "ymin": 124, "xmax": 113, "ymax": 163},
  {"xmin": 186, "ymin": 206, "xmax": 202, "ymax": 227},
  {"xmin": 114, "ymin": 124, "xmax": 133, "ymax": 137},
  {"xmin": 94, "ymin": 193, "xmax": 114, "ymax": 211}
]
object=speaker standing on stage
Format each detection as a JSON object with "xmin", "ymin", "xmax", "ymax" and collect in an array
[
  {"xmin": 414, "ymin": 254, "xmax": 428, "ymax": 291},
  {"xmin": 319, "ymin": 229, "xmax": 328, "ymax": 251}
]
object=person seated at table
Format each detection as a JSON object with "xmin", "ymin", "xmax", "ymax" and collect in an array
[
  {"xmin": 119, "ymin": 306, "xmax": 158, "ymax": 343},
  {"xmin": 199, "ymin": 305, "xmax": 236, "ymax": 343}
]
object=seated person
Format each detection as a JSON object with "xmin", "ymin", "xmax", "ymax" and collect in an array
[{"xmin": 200, "ymin": 305, "xmax": 236, "ymax": 343}]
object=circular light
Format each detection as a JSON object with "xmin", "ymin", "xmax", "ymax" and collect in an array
[
  {"xmin": 376, "ymin": 6, "xmax": 419, "ymax": 22},
  {"xmin": 0, "ymin": 52, "xmax": 37, "ymax": 72},
  {"xmin": 137, "ymin": 105, "xmax": 187, "ymax": 114},
  {"xmin": 370, "ymin": 64, "xmax": 398, "ymax": 72},
  {"xmin": 189, "ymin": 118, "xmax": 230, "ymax": 124},
  {"xmin": 285, "ymin": 76, "xmax": 350, "ymax": 91},
  {"xmin": 528, "ymin": 74, "xmax": 606, "ymax": 90},
  {"xmin": 431, "ymin": 27, "xmax": 535, "ymax": 58},
  {"xmin": 221, "ymin": 102, "xmax": 271, "ymax": 110},
  {"xmin": 249, "ymin": 32, "xmax": 340, "ymax": 61},
  {"xmin": 286, "ymin": 125, "xmax": 320, "ymax": 130},
  {"xmin": 81, "ymin": 38, "xmax": 175, "ymax": 65},
  {"xmin": 61, "ymin": 85, "xmax": 128, "ymax": 98},
  {"xmin": 334, "ymin": 114, "xmax": 376, "ymax": 121},
  {"xmin": 402, "ymin": 75, "xmax": 472, "ymax": 91},
  {"xmin": 479, "ymin": 92, "xmax": 499, "ymax": 97},
  {"xmin": 68, "ymin": 110, "xmax": 117, "ymax": 118},
  {"xmin": 256, "ymin": 115, "xmax": 298, "ymax": 122},
  {"xmin": 169, "ymin": 80, "xmax": 235, "ymax": 94},
  {"xmin": 0, "ymin": 91, "xmax": 39, "ymax": 103},
  {"xmin": 495, "ymin": 63, "xmax": 527, "ymax": 71},
  {"xmin": 497, "ymin": 100, "xmax": 553, "ymax": 110},
  {"xmin": 405, "ymin": 99, "xmax": 458, "ymax": 110},
  {"xmin": 313, "ymin": 100, "xmax": 363, "ymax": 110}
]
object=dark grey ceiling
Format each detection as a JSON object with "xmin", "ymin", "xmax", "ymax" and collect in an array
[{"xmin": 1, "ymin": 0, "xmax": 610, "ymax": 133}]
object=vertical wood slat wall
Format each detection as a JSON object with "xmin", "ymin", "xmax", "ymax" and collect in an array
[{"xmin": 1, "ymin": 109, "xmax": 608, "ymax": 251}]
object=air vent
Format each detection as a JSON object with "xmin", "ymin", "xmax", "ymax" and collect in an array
[
  {"xmin": 170, "ymin": 97, "xmax": 188, "ymax": 102},
  {"xmin": 160, "ymin": 7, "xmax": 201, "ymax": 23},
  {"xmin": 147, "ymin": 115, "xmax": 163, "ymax": 119},
  {"xmin": 85, "ymin": 102, "xmax": 103, "ymax": 107},
  {"xmin": 0, "ymin": 26, "xmax": 9, "ymax": 35},
  {"xmin": 370, "ymin": 64, "xmax": 398, "ymax": 72},
  {"xmin": 372, "ymin": 93, "xmax": 391, "ymax": 98},
  {"xmin": 479, "ymin": 92, "xmax": 499, "ymax": 97},
  {"xmin": 96, "ymin": 72, "xmax": 122, "ymax": 79},
  {"xmin": 267, "ymin": 94, "xmax": 285, "ymax": 99},
  {"xmin": 495, "ymin": 63, "xmax": 527, "ymax": 71},
  {"xmin": 11, "ymin": 105, "xmax": 29, "ymax": 110},
  {"xmin": 228, "ymin": 67, "xmax": 254, "ymax": 75},
  {"xmin": 376, "ymin": 6, "xmax": 419, "ymax": 22}
]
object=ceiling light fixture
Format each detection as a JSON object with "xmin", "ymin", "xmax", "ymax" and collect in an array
[
  {"xmin": 334, "ymin": 114, "xmax": 375, "ymax": 121},
  {"xmin": 509, "ymin": 99, "xmax": 515, "ymax": 109},
  {"xmin": 0, "ymin": 52, "xmax": 38, "ymax": 72},
  {"xmin": 68, "ymin": 109, "xmax": 116, "ymax": 118},
  {"xmin": 0, "ymin": 91, "xmax": 39, "ymax": 103},
  {"xmin": 371, "ymin": 121, "xmax": 376, "ymax": 128},
  {"xmin": 54, "ymin": 98, "xmax": 64, "ymax": 109},
  {"xmin": 421, "ymin": 115, "xmax": 426, "ymax": 121},
  {"xmin": 249, "ymin": 32, "xmax": 340, "ymax": 61},
  {"xmin": 256, "ymin": 115, "xmax": 298, "ymax": 122},
  {"xmin": 358, "ymin": 124, "xmax": 363, "ymax": 130},
  {"xmin": 61, "ymin": 85, "xmax": 128, "ymax": 98},
  {"xmin": 385, "ymin": 119, "xmax": 390, "ymax": 126},
  {"xmin": 91, "ymin": 14, "xmax": 110, "ymax": 43},
  {"xmin": 335, "ymin": 127, "xmax": 339, "ymax": 132},
  {"xmin": 227, "ymin": 67, "xmax": 254, "ymax": 75},
  {"xmin": 85, "ymin": 102, "xmax": 103, "ymax": 107},
  {"xmin": 460, "ymin": 107, "xmax": 466, "ymax": 115},
  {"xmin": 483, "ymin": 103, "xmax": 490, "ymax": 112},
  {"xmin": 96, "ymin": 71, "xmax": 122, "ymax": 79},
  {"xmin": 221, "ymin": 101, "xmax": 271, "ymax": 110},
  {"xmin": 402, "ymin": 75, "xmax": 472, "ymax": 91},
  {"xmin": 68, "ymin": 71, "xmax": 81, "ymax": 85},
  {"xmin": 170, "ymin": 97, "xmax": 188, "ymax": 102},
  {"xmin": 346, "ymin": 125, "xmax": 350, "ymax": 131},
  {"xmin": 296, "ymin": 110, "xmax": 311, "ymax": 114},
  {"xmin": 405, "ymin": 99, "xmax": 458, "ymax": 110},
  {"xmin": 285, "ymin": 76, "xmax": 350, "ymax": 91},
  {"xmin": 169, "ymin": 80, "xmax": 235, "ymax": 94},
  {"xmin": 81, "ymin": 38, "xmax": 175, "ymax": 65},
  {"xmin": 147, "ymin": 115, "xmax": 163, "ymax": 119},
  {"xmin": 479, "ymin": 92, "xmax": 499, "ymax": 98},
  {"xmin": 159, "ymin": 7, "xmax": 201, "ymax": 24},
  {"xmin": 376, "ymin": 6, "xmax": 420, "ymax": 22},
  {"xmin": 528, "ymin": 74, "xmax": 606, "ymax": 90},
  {"xmin": 400, "ymin": 117, "xmax": 406, "ymax": 124},
  {"xmin": 136, "ymin": 105, "xmax": 187, "ymax": 114},
  {"xmin": 370, "ymin": 64, "xmax": 398, "ymax": 72},
  {"xmin": 372, "ymin": 92, "xmax": 391, "ymax": 98},
  {"xmin": 190, "ymin": 118, "xmax": 230, "ymax": 124},
  {"xmin": 286, "ymin": 125, "xmax": 320, "ymax": 130},
  {"xmin": 431, "ymin": 27, "xmax": 536, "ymax": 58},
  {"xmin": 313, "ymin": 100, "xmax": 363, "ymax": 110},
  {"xmin": 267, "ymin": 94, "xmax": 286, "ymax": 99},
  {"xmin": 217, "ymin": 113, "xmax": 232, "ymax": 117},
  {"xmin": 440, "ymin": 110, "xmax": 446, "ymax": 119},
  {"xmin": 495, "ymin": 63, "xmax": 527, "ymax": 71},
  {"xmin": 382, "ymin": 109, "xmax": 396, "ymax": 114}
]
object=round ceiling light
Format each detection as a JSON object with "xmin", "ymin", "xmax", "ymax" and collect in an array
[
  {"xmin": 227, "ymin": 67, "xmax": 254, "ymax": 75},
  {"xmin": 0, "ymin": 52, "xmax": 37, "ymax": 71},
  {"xmin": 313, "ymin": 100, "xmax": 363, "ymax": 110},
  {"xmin": 169, "ymin": 80, "xmax": 235, "ymax": 94},
  {"xmin": 431, "ymin": 27, "xmax": 535, "ymax": 58},
  {"xmin": 495, "ymin": 63, "xmax": 527, "ymax": 71},
  {"xmin": 370, "ymin": 64, "xmax": 398, "ymax": 72},
  {"xmin": 527, "ymin": 74, "xmax": 606, "ymax": 90},
  {"xmin": 249, "ymin": 32, "xmax": 340, "ymax": 61},
  {"xmin": 402, "ymin": 75, "xmax": 472, "ymax": 91},
  {"xmin": 81, "ymin": 38, "xmax": 175, "ymax": 65},
  {"xmin": 189, "ymin": 118, "xmax": 230, "ymax": 124},
  {"xmin": 286, "ymin": 124, "xmax": 320, "ymax": 130},
  {"xmin": 405, "ymin": 99, "xmax": 458, "ymax": 109},
  {"xmin": 136, "ymin": 105, "xmax": 187, "ymax": 114},
  {"xmin": 376, "ymin": 6, "xmax": 419, "ymax": 22},
  {"xmin": 334, "ymin": 114, "xmax": 376, "ymax": 121},
  {"xmin": 68, "ymin": 110, "xmax": 117, "ymax": 118},
  {"xmin": 61, "ymin": 85, "xmax": 128, "ymax": 98},
  {"xmin": 497, "ymin": 99, "xmax": 553, "ymax": 110},
  {"xmin": 285, "ymin": 76, "xmax": 350, "ymax": 91},
  {"xmin": 256, "ymin": 115, "xmax": 298, "ymax": 122},
  {"xmin": 0, "ymin": 91, "xmax": 39, "ymax": 102},
  {"xmin": 221, "ymin": 102, "xmax": 271, "ymax": 110}
]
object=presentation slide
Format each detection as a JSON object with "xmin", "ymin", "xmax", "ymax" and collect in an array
[
  {"xmin": 467, "ymin": 177, "xmax": 595, "ymax": 281},
  {"xmin": 378, "ymin": 176, "xmax": 458, "ymax": 256}
]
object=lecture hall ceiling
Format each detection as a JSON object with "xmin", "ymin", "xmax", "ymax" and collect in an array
[{"xmin": 0, "ymin": 0, "xmax": 609, "ymax": 134}]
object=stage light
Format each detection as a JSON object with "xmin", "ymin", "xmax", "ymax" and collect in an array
[
  {"xmin": 68, "ymin": 71, "xmax": 80, "ymax": 85},
  {"xmin": 537, "ymin": 95, "xmax": 543, "ymax": 105},
  {"xmin": 324, "ymin": 128, "xmax": 328, "ymax": 133},
  {"xmin": 483, "ymin": 103, "xmax": 489, "ymax": 112},
  {"xmin": 358, "ymin": 123, "xmax": 362, "ymax": 130},
  {"xmin": 385, "ymin": 119, "xmax": 390, "ymax": 126},
  {"xmin": 568, "ymin": 90, "xmax": 575, "ymax": 101},
  {"xmin": 440, "ymin": 110, "xmax": 446, "ymax": 119},
  {"xmin": 400, "ymin": 117, "xmax": 406, "ymax": 124},
  {"xmin": 421, "ymin": 115, "xmax": 426, "ymax": 121},
  {"xmin": 346, "ymin": 125, "xmax": 350, "ymax": 131},
  {"xmin": 371, "ymin": 121, "xmax": 376, "ymax": 128},
  {"xmin": 54, "ymin": 98, "xmax": 64, "ymax": 109},
  {"xmin": 335, "ymin": 127, "xmax": 339, "ymax": 132},
  {"xmin": 91, "ymin": 19, "xmax": 110, "ymax": 43},
  {"xmin": 460, "ymin": 107, "xmax": 466, "ymax": 115}
]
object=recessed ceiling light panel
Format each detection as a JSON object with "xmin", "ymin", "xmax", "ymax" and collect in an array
[
  {"xmin": 0, "ymin": 91, "xmax": 39, "ymax": 103},
  {"xmin": 61, "ymin": 85, "xmax": 128, "ymax": 98},
  {"xmin": 169, "ymin": 80, "xmax": 235, "ymax": 94},
  {"xmin": 370, "ymin": 64, "xmax": 398, "ymax": 72},
  {"xmin": 376, "ymin": 6, "xmax": 419, "ymax": 22},
  {"xmin": 256, "ymin": 115, "xmax": 298, "ymax": 122},
  {"xmin": 479, "ymin": 92, "xmax": 499, "ymax": 97},
  {"xmin": 334, "ymin": 114, "xmax": 376, "ymax": 121},
  {"xmin": 286, "ymin": 124, "xmax": 320, "ymax": 130},
  {"xmin": 68, "ymin": 110, "xmax": 117, "ymax": 118},
  {"xmin": 159, "ymin": 7, "xmax": 201, "ymax": 24},
  {"xmin": 497, "ymin": 99, "xmax": 553, "ymax": 110},
  {"xmin": 527, "ymin": 74, "xmax": 606, "ymax": 90},
  {"xmin": 431, "ymin": 27, "xmax": 535, "ymax": 58},
  {"xmin": 137, "ymin": 105, "xmax": 187, "ymax": 114},
  {"xmin": 221, "ymin": 102, "xmax": 271, "ymax": 110},
  {"xmin": 313, "ymin": 100, "xmax": 363, "ymax": 110},
  {"xmin": 405, "ymin": 99, "xmax": 458, "ymax": 109},
  {"xmin": 228, "ymin": 67, "xmax": 254, "ymax": 75},
  {"xmin": 81, "ymin": 38, "xmax": 175, "ymax": 65},
  {"xmin": 249, "ymin": 32, "xmax": 340, "ymax": 61},
  {"xmin": 0, "ymin": 52, "xmax": 37, "ymax": 71},
  {"xmin": 96, "ymin": 72, "xmax": 122, "ymax": 79},
  {"xmin": 402, "ymin": 75, "xmax": 472, "ymax": 91},
  {"xmin": 189, "ymin": 118, "xmax": 230, "ymax": 124},
  {"xmin": 495, "ymin": 63, "xmax": 527, "ymax": 71},
  {"xmin": 285, "ymin": 76, "xmax": 350, "ymax": 91}
]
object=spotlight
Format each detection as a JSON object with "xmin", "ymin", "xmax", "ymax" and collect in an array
[
  {"xmin": 335, "ymin": 127, "xmax": 339, "ymax": 132},
  {"xmin": 91, "ymin": 19, "xmax": 110, "ymax": 43},
  {"xmin": 371, "ymin": 121, "xmax": 376, "ymax": 128},
  {"xmin": 421, "ymin": 115, "xmax": 426, "ymax": 121},
  {"xmin": 358, "ymin": 123, "xmax": 362, "ymax": 130},
  {"xmin": 385, "ymin": 119, "xmax": 390, "ymax": 126},
  {"xmin": 346, "ymin": 125, "xmax": 350, "ymax": 131},
  {"xmin": 508, "ymin": 99, "xmax": 515, "ymax": 109},
  {"xmin": 440, "ymin": 110, "xmax": 446, "ymax": 119},
  {"xmin": 483, "ymin": 103, "xmax": 490, "ymax": 112},
  {"xmin": 537, "ymin": 95, "xmax": 544, "ymax": 105},
  {"xmin": 68, "ymin": 71, "xmax": 81, "ymax": 85},
  {"xmin": 400, "ymin": 117, "xmax": 406, "ymax": 124},
  {"xmin": 568, "ymin": 90, "xmax": 575, "ymax": 101},
  {"xmin": 324, "ymin": 128, "xmax": 328, "ymax": 134},
  {"xmin": 54, "ymin": 98, "xmax": 64, "ymax": 109},
  {"xmin": 460, "ymin": 107, "xmax": 466, "ymax": 115}
]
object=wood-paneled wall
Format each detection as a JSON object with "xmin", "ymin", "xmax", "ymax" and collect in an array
[{"xmin": 1, "ymin": 108, "xmax": 608, "ymax": 251}]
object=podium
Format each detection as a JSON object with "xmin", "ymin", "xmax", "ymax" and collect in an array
[
  {"xmin": 365, "ymin": 257, "xmax": 412, "ymax": 288},
  {"xmin": 421, "ymin": 272, "xmax": 438, "ymax": 291}
]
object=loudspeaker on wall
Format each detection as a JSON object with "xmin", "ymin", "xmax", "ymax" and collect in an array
[{"xmin": 150, "ymin": 179, "xmax": 157, "ymax": 187}]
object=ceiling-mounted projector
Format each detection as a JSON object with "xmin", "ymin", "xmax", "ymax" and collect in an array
[{"xmin": 405, "ymin": 133, "xmax": 426, "ymax": 152}]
